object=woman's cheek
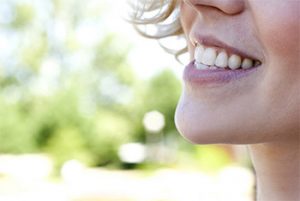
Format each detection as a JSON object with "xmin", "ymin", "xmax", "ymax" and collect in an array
[{"xmin": 253, "ymin": 3, "xmax": 300, "ymax": 59}]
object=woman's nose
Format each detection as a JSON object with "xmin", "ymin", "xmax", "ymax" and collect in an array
[{"xmin": 183, "ymin": 0, "xmax": 245, "ymax": 15}]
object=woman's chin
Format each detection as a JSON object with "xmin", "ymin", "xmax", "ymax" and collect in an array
[
  {"xmin": 175, "ymin": 98, "xmax": 231, "ymax": 144},
  {"xmin": 175, "ymin": 94, "xmax": 263, "ymax": 145}
]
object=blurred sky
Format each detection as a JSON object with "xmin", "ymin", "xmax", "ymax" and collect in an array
[
  {"xmin": 105, "ymin": 0, "xmax": 185, "ymax": 79},
  {"xmin": 0, "ymin": 0, "xmax": 185, "ymax": 81}
]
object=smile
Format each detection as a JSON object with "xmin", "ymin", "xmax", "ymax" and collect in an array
[
  {"xmin": 194, "ymin": 44, "xmax": 261, "ymax": 70},
  {"xmin": 183, "ymin": 35, "xmax": 263, "ymax": 86}
]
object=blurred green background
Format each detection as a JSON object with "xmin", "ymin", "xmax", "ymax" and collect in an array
[
  {"xmin": 0, "ymin": 1, "xmax": 254, "ymax": 201},
  {"xmin": 0, "ymin": 0, "xmax": 236, "ymax": 171}
]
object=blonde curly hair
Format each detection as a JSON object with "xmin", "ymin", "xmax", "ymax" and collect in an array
[{"xmin": 128, "ymin": 0, "xmax": 187, "ymax": 60}]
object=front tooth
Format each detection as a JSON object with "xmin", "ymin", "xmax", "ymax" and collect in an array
[
  {"xmin": 201, "ymin": 48, "xmax": 217, "ymax": 66},
  {"xmin": 195, "ymin": 62, "xmax": 209, "ymax": 70},
  {"xmin": 215, "ymin": 51, "xmax": 228, "ymax": 68},
  {"xmin": 194, "ymin": 45, "xmax": 205, "ymax": 63},
  {"xmin": 228, "ymin": 54, "xmax": 242, "ymax": 69},
  {"xmin": 241, "ymin": 58, "xmax": 253, "ymax": 69}
]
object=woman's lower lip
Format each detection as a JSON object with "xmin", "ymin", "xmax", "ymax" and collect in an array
[{"xmin": 183, "ymin": 61, "xmax": 259, "ymax": 86}]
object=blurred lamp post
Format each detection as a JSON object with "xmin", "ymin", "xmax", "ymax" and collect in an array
[{"xmin": 143, "ymin": 110, "xmax": 166, "ymax": 162}]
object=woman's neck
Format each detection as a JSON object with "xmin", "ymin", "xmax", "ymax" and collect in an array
[{"xmin": 248, "ymin": 138, "xmax": 300, "ymax": 201}]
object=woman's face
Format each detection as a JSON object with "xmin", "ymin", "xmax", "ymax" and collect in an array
[{"xmin": 175, "ymin": 0, "xmax": 300, "ymax": 144}]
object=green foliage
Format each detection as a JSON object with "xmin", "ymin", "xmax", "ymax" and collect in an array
[
  {"xmin": 195, "ymin": 145, "xmax": 233, "ymax": 172},
  {"xmin": 11, "ymin": 3, "xmax": 35, "ymax": 28},
  {"xmin": 0, "ymin": 101, "xmax": 36, "ymax": 153},
  {"xmin": 93, "ymin": 34, "xmax": 135, "ymax": 85},
  {"xmin": 144, "ymin": 70, "xmax": 181, "ymax": 132},
  {"xmin": 44, "ymin": 127, "xmax": 92, "ymax": 167},
  {"xmin": 85, "ymin": 110, "xmax": 133, "ymax": 166},
  {"xmin": 0, "ymin": 0, "xmax": 234, "ymax": 173},
  {"xmin": 20, "ymin": 32, "xmax": 49, "ymax": 71}
]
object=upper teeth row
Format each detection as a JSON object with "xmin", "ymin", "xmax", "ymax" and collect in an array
[{"xmin": 194, "ymin": 44, "xmax": 259, "ymax": 70}]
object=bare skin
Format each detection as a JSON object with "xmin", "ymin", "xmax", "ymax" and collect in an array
[
  {"xmin": 249, "ymin": 141, "xmax": 300, "ymax": 201},
  {"xmin": 176, "ymin": 0, "xmax": 300, "ymax": 200}
]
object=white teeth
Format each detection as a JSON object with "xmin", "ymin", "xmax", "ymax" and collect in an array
[
  {"xmin": 241, "ymin": 58, "xmax": 253, "ymax": 69},
  {"xmin": 201, "ymin": 48, "xmax": 217, "ymax": 66},
  {"xmin": 195, "ymin": 62, "xmax": 209, "ymax": 70},
  {"xmin": 195, "ymin": 45, "xmax": 205, "ymax": 63},
  {"xmin": 228, "ymin": 54, "xmax": 242, "ymax": 70},
  {"xmin": 193, "ymin": 45, "xmax": 259, "ymax": 70},
  {"xmin": 215, "ymin": 51, "xmax": 228, "ymax": 68}
]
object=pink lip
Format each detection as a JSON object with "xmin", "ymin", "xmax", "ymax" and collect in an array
[{"xmin": 183, "ymin": 61, "xmax": 259, "ymax": 86}]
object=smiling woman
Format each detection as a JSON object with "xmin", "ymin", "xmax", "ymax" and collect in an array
[{"xmin": 129, "ymin": 0, "xmax": 300, "ymax": 201}]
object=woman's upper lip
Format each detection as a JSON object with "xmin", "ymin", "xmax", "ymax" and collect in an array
[{"xmin": 191, "ymin": 34, "xmax": 262, "ymax": 62}]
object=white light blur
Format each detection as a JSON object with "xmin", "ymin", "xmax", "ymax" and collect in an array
[
  {"xmin": 143, "ymin": 110, "xmax": 165, "ymax": 133},
  {"xmin": 30, "ymin": 57, "xmax": 61, "ymax": 96},
  {"xmin": 61, "ymin": 160, "xmax": 86, "ymax": 183},
  {"xmin": 0, "ymin": 154, "xmax": 53, "ymax": 181},
  {"xmin": 216, "ymin": 166, "xmax": 255, "ymax": 201},
  {"xmin": 118, "ymin": 143, "xmax": 146, "ymax": 163}
]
